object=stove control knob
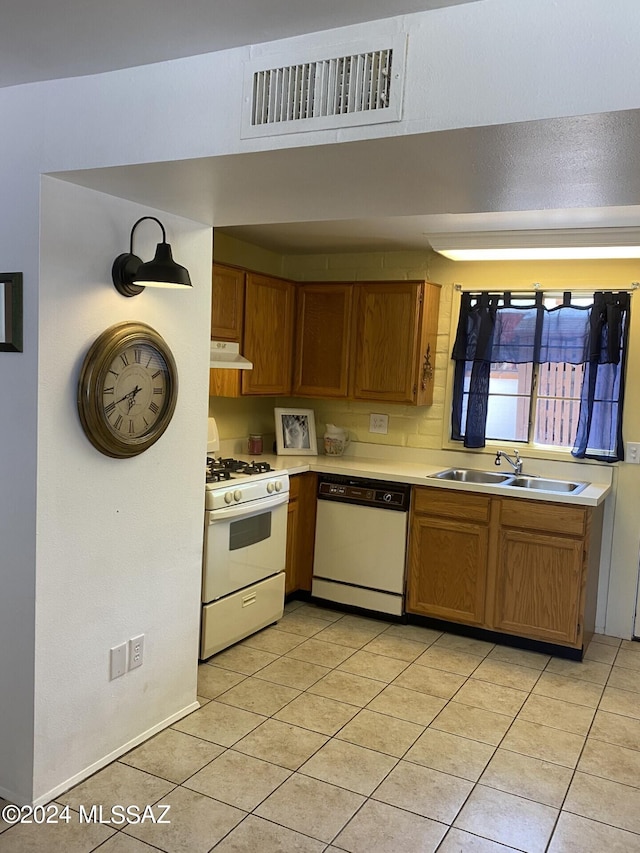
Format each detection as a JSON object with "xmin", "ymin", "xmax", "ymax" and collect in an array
[
  {"xmin": 266, "ymin": 482, "xmax": 275, "ymax": 493},
  {"xmin": 383, "ymin": 492, "xmax": 393, "ymax": 503},
  {"xmin": 224, "ymin": 492, "xmax": 233, "ymax": 504},
  {"xmin": 275, "ymin": 481, "xmax": 282, "ymax": 492},
  {"xmin": 234, "ymin": 490, "xmax": 242, "ymax": 502}
]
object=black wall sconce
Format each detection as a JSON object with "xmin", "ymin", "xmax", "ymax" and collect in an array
[{"xmin": 112, "ymin": 216, "xmax": 192, "ymax": 297}]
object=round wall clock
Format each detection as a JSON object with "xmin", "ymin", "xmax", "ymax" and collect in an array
[{"xmin": 78, "ymin": 321, "xmax": 178, "ymax": 458}]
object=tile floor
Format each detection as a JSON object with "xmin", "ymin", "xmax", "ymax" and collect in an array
[{"xmin": 2, "ymin": 601, "xmax": 640, "ymax": 852}]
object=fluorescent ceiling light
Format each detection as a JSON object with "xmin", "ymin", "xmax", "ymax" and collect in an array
[
  {"xmin": 428, "ymin": 228, "xmax": 640, "ymax": 261},
  {"xmin": 438, "ymin": 246, "xmax": 640, "ymax": 261}
]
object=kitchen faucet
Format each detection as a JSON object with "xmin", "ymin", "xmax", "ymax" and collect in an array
[{"xmin": 495, "ymin": 450, "xmax": 523, "ymax": 475}]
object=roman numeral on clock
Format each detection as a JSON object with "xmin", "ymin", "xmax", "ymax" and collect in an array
[{"xmin": 149, "ymin": 401, "xmax": 159, "ymax": 415}]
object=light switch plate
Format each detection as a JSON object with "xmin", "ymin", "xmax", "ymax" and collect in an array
[
  {"xmin": 110, "ymin": 643, "xmax": 127, "ymax": 680},
  {"xmin": 626, "ymin": 442, "xmax": 640, "ymax": 463},
  {"xmin": 369, "ymin": 413, "xmax": 389, "ymax": 434}
]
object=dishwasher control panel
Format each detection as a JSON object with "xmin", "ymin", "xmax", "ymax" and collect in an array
[{"xmin": 317, "ymin": 476, "xmax": 410, "ymax": 511}]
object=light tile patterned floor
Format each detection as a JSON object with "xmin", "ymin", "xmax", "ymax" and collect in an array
[{"xmin": 2, "ymin": 601, "xmax": 640, "ymax": 852}]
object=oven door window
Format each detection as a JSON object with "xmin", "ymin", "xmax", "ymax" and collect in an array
[{"xmin": 229, "ymin": 512, "xmax": 272, "ymax": 551}]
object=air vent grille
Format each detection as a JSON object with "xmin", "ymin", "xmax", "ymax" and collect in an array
[
  {"xmin": 251, "ymin": 49, "xmax": 394, "ymax": 127},
  {"xmin": 241, "ymin": 35, "xmax": 406, "ymax": 137}
]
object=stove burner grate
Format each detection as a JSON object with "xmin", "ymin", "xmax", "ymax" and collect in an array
[
  {"xmin": 242, "ymin": 460, "xmax": 272, "ymax": 474},
  {"xmin": 206, "ymin": 469, "xmax": 232, "ymax": 483},
  {"xmin": 206, "ymin": 456, "xmax": 272, "ymax": 481}
]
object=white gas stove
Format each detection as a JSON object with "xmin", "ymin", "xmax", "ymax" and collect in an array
[
  {"xmin": 205, "ymin": 456, "xmax": 289, "ymax": 510},
  {"xmin": 200, "ymin": 450, "xmax": 290, "ymax": 659}
]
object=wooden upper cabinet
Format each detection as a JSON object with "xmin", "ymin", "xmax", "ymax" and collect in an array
[
  {"xmin": 208, "ymin": 267, "xmax": 441, "ymax": 403},
  {"xmin": 211, "ymin": 263, "xmax": 245, "ymax": 342},
  {"xmin": 352, "ymin": 281, "xmax": 440, "ymax": 405},
  {"xmin": 241, "ymin": 273, "xmax": 295, "ymax": 396},
  {"xmin": 293, "ymin": 283, "xmax": 353, "ymax": 398}
]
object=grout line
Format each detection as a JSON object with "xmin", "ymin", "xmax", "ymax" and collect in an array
[{"xmin": 21, "ymin": 608, "xmax": 640, "ymax": 852}]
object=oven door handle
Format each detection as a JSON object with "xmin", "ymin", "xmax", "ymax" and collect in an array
[{"xmin": 207, "ymin": 491, "xmax": 289, "ymax": 522}]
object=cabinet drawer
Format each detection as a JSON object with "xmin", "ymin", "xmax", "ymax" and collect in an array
[
  {"xmin": 412, "ymin": 487, "xmax": 490, "ymax": 523},
  {"xmin": 500, "ymin": 498, "xmax": 587, "ymax": 537}
]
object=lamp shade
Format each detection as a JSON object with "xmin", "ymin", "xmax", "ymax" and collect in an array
[
  {"xmin": 133, "ymin": 242, "xmax": 192, "ymax": 289},
  {"xmin": 112, "ymin": 216, "xmax": 193, "ymax": 297}
]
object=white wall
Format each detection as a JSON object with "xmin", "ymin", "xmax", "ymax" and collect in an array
[
  {"xmin": 35, "ymin": 0, "xmax": 640, "ymax": 176},
  {"xmin": 1, "ymin": 0, "xmax": 640, "ymax": 805},
  {"xmin": 31, "ymin": 178, "xmax": 211, "ymax": 802}
]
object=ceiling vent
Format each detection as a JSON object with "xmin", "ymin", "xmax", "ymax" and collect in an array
[{"xmin": 241, "ymin": 34, "xmax": 407, "ymax": 138}]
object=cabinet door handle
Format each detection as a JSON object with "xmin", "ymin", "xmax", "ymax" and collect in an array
[{"xmin": 421, "ymin": 344, "xmax": 434, "ymax": 390}]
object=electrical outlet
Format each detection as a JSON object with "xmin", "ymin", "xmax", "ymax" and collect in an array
[
  {"xmin": 369, "ymin": 413, "xmax": 389, "ymax": 434},
  {"xmin": 626, "ymin": 442, "xmax": 640, "ymax": 464},
  {"xmin": 128, "ymin": 635, "xmax": 144, "ymax": 670},
  {"xmin": 110, "ymin": 643, "xmax": 127, "ymax": 680}
]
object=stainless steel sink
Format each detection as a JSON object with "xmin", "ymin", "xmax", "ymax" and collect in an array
[
  {"xmin": 431, "ymin": 468, "xmax": 513, "ymax": 485},
  {"xmin": 430, "ymin": 468, "xmax": 589, "ymax": 495},
  {"xmin": 507, "ymin": 476, "xmax": 588, "ymax": 494}
]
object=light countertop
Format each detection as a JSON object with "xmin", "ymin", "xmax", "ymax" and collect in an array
[{"xmin": 235, "ymin": 450, "xmax": 611, "ymax": 507}]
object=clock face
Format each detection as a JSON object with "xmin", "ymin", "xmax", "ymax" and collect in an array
[
  {"xmin": 102, "ymin": 342, "xmax": 169, "ymax": 440},
  {"xmin": 78, "ymin": 322, "xmax": 178, "ymax": 458}
]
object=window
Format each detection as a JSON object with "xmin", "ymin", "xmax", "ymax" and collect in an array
[{"xmin": 451, "ymin": 290, "xmax": 630, "ymax": 462}]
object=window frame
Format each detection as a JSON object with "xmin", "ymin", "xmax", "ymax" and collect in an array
[{"xmin": 441, "ymin": 287, "xmax": 612, "ymax": 464}]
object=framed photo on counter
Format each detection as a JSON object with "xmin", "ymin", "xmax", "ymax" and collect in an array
[{"xmin": 274, "ymin": 407, "xmax": 317, "ymax": 455}]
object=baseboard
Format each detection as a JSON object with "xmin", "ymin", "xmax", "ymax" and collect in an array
[{"xmin": 28, "ymin": 700, "xmax": 199, "ymax": 808}]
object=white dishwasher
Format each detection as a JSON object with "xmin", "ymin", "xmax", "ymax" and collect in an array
[{"xmin": 312, "ymin": 474, "xmax": 412, "ymax": 616}]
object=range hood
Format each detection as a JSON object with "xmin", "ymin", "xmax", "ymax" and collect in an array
[{"xmin": 210, "ymin": 340, "xmax": 253, "ymax": 370}]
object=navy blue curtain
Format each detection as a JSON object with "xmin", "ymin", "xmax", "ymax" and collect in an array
[
  {"xmin": 572, "ymin": 292, "xmax": 630, "ymax": 461},
  {"xmin": 451, "ymin": 290, "xmax": 630, "ymax": 461}
]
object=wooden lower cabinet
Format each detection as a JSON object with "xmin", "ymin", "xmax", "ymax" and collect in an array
[
  {"xmin": 407, "ymin": 486, "xmax": 603, "ymax": 651},
  {"xmin": 407, "ymin": 489, "xmax": 490, "ymax": 626},
  {"xmin": 493, "ymin": 528, "xmax": 583, "ymax": 645},
  {"xmin": 285, "ymin": 472, "xmax": 318, "ymax": 595}
]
